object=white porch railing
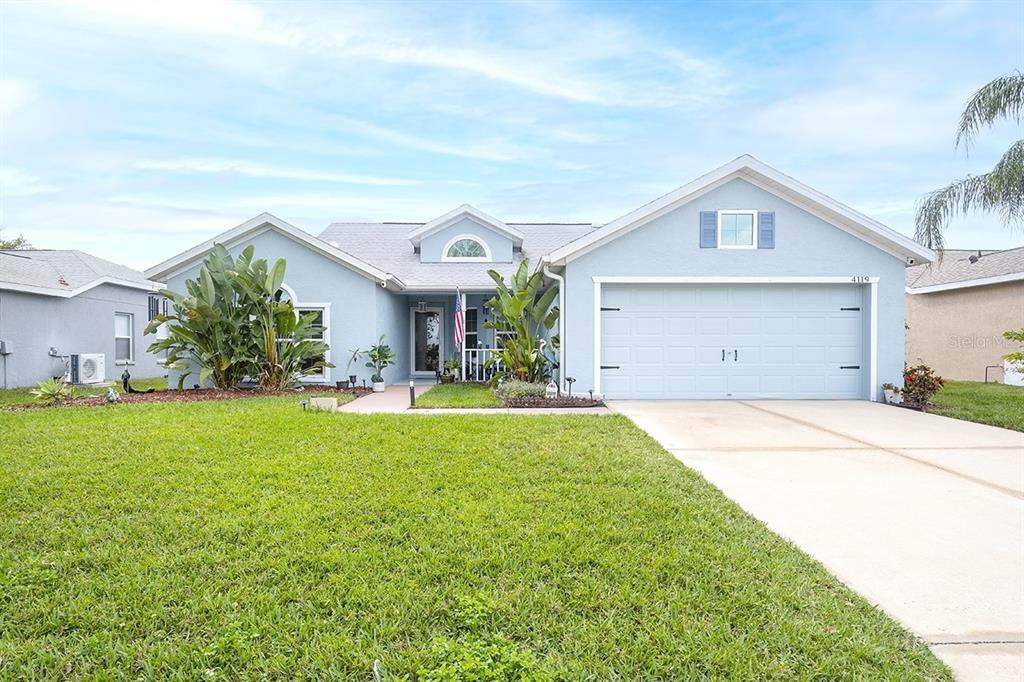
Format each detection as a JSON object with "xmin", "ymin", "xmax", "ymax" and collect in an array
[{"xmin": 462, "ymin": 347, "xmax": 504, "ymax": 382}]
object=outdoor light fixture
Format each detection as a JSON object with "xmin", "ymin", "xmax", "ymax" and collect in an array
[{"xmin": 565, "ymin": 376, "xmax": 576, "ymax": 398}]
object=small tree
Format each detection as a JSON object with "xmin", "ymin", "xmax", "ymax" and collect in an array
[
  {"xmin": 146, "ymin": 244, "xmax": 330, "ymax": 389},
  {"xmin": 1004, "ymin": 328, "xmax": 1024, "ymax": 368},
  {"xmin": 0, "ymin": 230, "xmax": 31, "ymax": 250},
  {"xmin": 483, "ymin": 259, "xmax": 559, "ymax": 383},
  {"xmin": 147, "ymin": 245, "xmax": 253, "ymax": 389}
]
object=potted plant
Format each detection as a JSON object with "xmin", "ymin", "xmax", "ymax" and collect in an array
[
  {"xmin": 342, "ymin": 346, "xmax": 363, "ymax": 388},
  {"xmin": 364, "ymin": 335, "xmax": 396, "ymax": 392},
  {"xmin": 881, "ymin": 382, "xmax": 902, "ymax": 404},
  {"xmin": 441, "ymin": 355, "xmax": 460, "ymax": 384}
]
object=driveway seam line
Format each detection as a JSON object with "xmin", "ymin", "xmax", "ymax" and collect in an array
[{"xmin": 736, "ymin": 402, "xmax": 1024, "ymax": 500}]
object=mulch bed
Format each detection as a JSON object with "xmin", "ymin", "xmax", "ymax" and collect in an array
[
  {"xmin": 3, "ymin": 385, "xmax": 371, "ymax": 412},
  {"xmin": 503, "ymin": 395, "xmax": 605, "ymax": 409}
]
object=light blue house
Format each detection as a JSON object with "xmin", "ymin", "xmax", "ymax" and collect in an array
[
  {"xmin": 146, "ymin": 156, "xmax": 934, "ymax": 400},
  {"xmin": 0, "ymin": 249, "xmax": 165, "ymax": 388}
]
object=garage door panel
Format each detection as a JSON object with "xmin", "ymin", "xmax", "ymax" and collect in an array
[
  {"xmin": 666, "ymin": 316, "xmax": 696, "ymax": 335},
  {"xmin": 601, "ymin": 283, "xmax": 865, "ymax": 399},
  {"xmin": 633, "ymin": 317, "xmax": 664, "ymax": 336}
]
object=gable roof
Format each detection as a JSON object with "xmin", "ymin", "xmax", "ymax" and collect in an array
[
  {"xmin": 906, "ymin": 246, "xmax": 1024, "ymax": 293},
  {"xmin": 145, "ymin": 212, "xmax": 397, "ymax": 286},
  {"xmin": 320, "ymin": 222, "xmax": 594, "ymax": 290},
  {"xmin": 544, "ymin": 155, "xmax": 935, "ymax": 265},
  {"xmin": 406, "ymin": 204, "xmax": 525, "ymax": 247},
  {"xmin": 0, "ymin": 249, "xmax": 161, "ymax": 298}
]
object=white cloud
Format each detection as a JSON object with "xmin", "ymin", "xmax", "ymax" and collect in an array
[
  {"xmin": 0, "ymin": 168, "xmax": 59, "ymax": 196},
  {"xmin": 54, "ymin": 0, "xmax": 304, "ymax": 47},
  {"xmin": 0, "ymin": 80, "xmax": 35, "ymax": 117},
  {"xmin": 750, "ymin": 81, "xmax": 962, "ymax": 152},
  {"xmin": 333, "ymin": 118, "xmax": 540, "ymax": 162},
  {"xmin": 136, "ymin": 158, "xmax": 418, "ymax": 186}
]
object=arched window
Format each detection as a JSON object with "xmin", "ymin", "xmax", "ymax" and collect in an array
[{"xmin": 443, "ymin": 235, "xmax": 490, "ymax": 261}]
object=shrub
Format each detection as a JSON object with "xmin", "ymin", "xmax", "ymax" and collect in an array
[
  {"xmin": 30, "ymin": 377, "xmax": 74, "ymax": 404},
  {"xmin": 902, "ymin": 364, "xmax": 945, "ymax": 409},
  {"xmin": 494, "ymin": 380, "xmax": 547, "ymax": 401}
]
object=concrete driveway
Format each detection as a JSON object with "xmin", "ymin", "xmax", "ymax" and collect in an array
[{"xmin": 609, "ymin": 400, "xmax": 1024, "ymax": 682}]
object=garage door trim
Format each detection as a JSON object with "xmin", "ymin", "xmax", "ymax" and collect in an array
[{"xmin": 592, "ymin": 276, "xmax": 880, "ymax": 400}]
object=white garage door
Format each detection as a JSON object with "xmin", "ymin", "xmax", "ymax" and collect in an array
[{"xmin": 600, "ymin": 284, "xmax": 866, "ymax": 399}]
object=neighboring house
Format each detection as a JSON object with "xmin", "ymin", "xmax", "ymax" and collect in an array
[
  {"xmin": 0, "ymin": 249, "xmax": 165, "ymax": 388},
  {"xmin": 906, "ymin": 247, "xmax": 1024, "ymax": 381},
  {"xmin": 147, "ymin": 155, "xmax": 933, "ymax": 400}
]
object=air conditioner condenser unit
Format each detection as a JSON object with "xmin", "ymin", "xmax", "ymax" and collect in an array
[{"xmin": 70, "ymin": 353, "xmax": 105, "ymax": 384}]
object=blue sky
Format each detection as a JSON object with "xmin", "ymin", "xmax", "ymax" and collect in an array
[{"xmin": 1, "ymin": 0, "xmax": 1021, "ymax": 269}]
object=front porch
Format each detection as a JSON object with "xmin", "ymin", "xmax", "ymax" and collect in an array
[{"xmin": 401, "ymin": 291, "xmax": 505, "ymax": 384}]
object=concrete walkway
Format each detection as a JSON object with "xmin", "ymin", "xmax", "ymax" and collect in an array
[
  {"xmin": 609, "ymin": 399, "xmax": 1024, "ymax": 682},
  {"xmin": 337, "ymin": 384, "xmax": 611, "ymax": 415}
]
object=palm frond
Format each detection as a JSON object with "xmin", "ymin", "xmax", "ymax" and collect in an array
[
  {"xmin": 956, "ymin": 72, "xmax": 1024, "ymax": 148},
  {"xmin": 915, "ymin": 139, "xmax": 1024, "ymax": 249}
]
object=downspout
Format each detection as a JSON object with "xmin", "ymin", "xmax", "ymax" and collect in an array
[{"xmin": 542, "ymin": 262, "xmax": 566, "ymax": 394}]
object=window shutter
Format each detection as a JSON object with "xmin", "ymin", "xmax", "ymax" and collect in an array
[
  {"xmin": 699, "ymin": 211, "xmax": 717, "ymax": 248},
  {"xmin": 148, "ymin": 295, "xmax": 159, "ymax": 321},
  {"xmin": 757, "ymin": 211, "xmax": 775, "ymax": 249}
]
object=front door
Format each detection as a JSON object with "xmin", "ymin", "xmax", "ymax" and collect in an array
[{"xmin": 410, "ymin": 307, "xmax": 443, "ymax": 376}]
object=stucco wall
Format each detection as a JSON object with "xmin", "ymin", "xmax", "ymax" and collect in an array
[
  {"xmin": 163, "ymin": 229, "xmax": 392, "ymax": 387},
  {"xmin": 420, "ymin": 217, "xmax": 513, "ymax": 263},
  {"xmin": 0, "ymin": 284, "xmax": 165, "ymax": 388},
  {"xmin": 561, "ymin": 177, "xmax": 907, "ymax": 398},
  {"xmin": 905, "ymin": 281, "xmax": 1024, "ymax": 381}
]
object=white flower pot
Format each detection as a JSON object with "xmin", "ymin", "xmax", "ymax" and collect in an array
[
  {"xmin": 883, "ymin": 389, "xmax": 902, "ymax": 405},
  {"xmin": 372, "ymin": 381, "xmax": 386, "ymax": 393}
]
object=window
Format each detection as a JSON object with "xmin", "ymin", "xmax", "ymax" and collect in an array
[
  {"xmin": 295, "ymin": 307, "xmax": 328, "ymax": 380},
  {"xmin": 443, "ymin": 235, "xmax": 490, "ymax": 261},
  {"xmin": 464, "ymin": 308, "xmax": 478, "ymax": 348},
  {"xmin": 114, "ymin": 312, "xmax": 134, "ymax": 363},
  {"xmin": 718, "ymin": 210, "xmax": 757, "ymax": 249}
]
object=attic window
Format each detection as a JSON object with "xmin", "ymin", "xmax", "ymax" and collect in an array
[{"xmin": 443, "ymin": 236, "xmax": 490, "ymax": 262}]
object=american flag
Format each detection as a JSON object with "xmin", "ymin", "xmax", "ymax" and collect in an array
[{"xmin": 454, "ymin": 289, "xmax": 465, "ymax": 348}]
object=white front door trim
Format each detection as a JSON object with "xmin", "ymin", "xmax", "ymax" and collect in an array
[{"xmin": 592, "ymin": 276, "xmax": 880, "ymax": 400}]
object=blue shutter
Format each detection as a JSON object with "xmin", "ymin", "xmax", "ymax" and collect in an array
[
  {"xmin": 699, "ymin": 211, "xmax": 717, "ymax": 248},
  {"xmin": 757, "ymin": 211, "xmax": 775, "ymax": 249}
]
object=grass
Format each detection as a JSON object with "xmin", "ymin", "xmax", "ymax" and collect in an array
[
  {"xmin": 0, "ymin": 400, "xmax": 950, "ymax": 680},
  {"xmin": 931, "ymin": 380, "xmax": 1024, "ymax": 431},
  {"xmin": 415, "ymin": 381, "xmax": 501, "ymax": 408},
  {"xmin": 0, "ymin": 376, "xmax": 167, "ymax": 406}
]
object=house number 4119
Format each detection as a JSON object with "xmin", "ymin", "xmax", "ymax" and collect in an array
[{"xmin": 850, "ymin": 276, "xmax": 871, "ymax": 283}]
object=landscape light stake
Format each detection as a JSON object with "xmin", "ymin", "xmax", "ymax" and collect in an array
[
  {"xmin": 409, "ymin": 380, "xmax": 416, "ymax": 407},
  {"xmin": 566, "ymin": 376, "xmax": 576, "ymax": 398}
]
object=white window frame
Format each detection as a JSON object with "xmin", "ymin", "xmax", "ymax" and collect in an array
[
  {"xmin": 114, "ymin": 312, "xmax": 134, "ymax": 365},
  {"xmin": 293, "ymin": 304, "xmax": 331, "ymax": 383},
  {"xmin": 717, "ymin": 209, "xmax": 758, "ymax": 250},
  {"xmin": 442, "ymin": 234, "xmax": 491, "ymax": 262},
  {"xmin": 464, "ymin": 307, "xmax": 479, "ymax": 348}
]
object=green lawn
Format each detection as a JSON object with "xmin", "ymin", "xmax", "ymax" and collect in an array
[
  {"xmin": 1, "ymin": 400, "xmax": 949, "ymax": 679},
  {"xmin": 415, "ymin": 382, "xmax": 501, "ymax": 408},
  {"xmin": 0, "ymin": 376, "xmax": 168, "ymax": 407},
  {"xmin": 931, "ymin": 380, "xmax": 1024, "ymax": 431}
]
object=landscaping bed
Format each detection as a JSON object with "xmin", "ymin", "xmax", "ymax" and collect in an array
[
  {"xmin": 0, "ymin": 400, "xmax": 950, "ymax": 679},
  {"xmin": 503, "ymin": 394, "xmax": 604, "ymax": 408},
  {"xmin": 2, "ymin": 384, "xmax": 366, "ymax": 411},
  {"xmin": 415, "ymin": 381, "xmax": 605, "ymax": 409}
]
